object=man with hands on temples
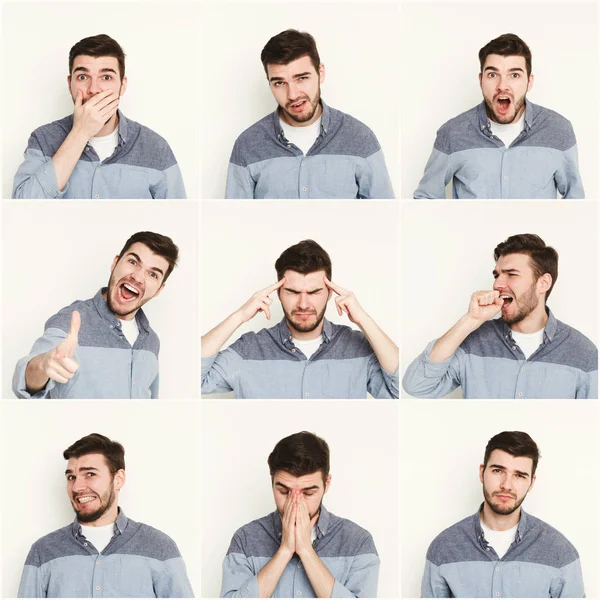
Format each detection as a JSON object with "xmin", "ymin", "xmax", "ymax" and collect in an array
[{"xmin": 201, "ymin": 239, "xmax": 399, "ymax": 398}]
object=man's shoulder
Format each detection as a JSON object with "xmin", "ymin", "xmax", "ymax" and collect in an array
[
  {"xmin": 554, "ymin": 318, "xmax": 598, "ymax": 371},
  {"xmin": 521, "ymin": 103, "xmax": 577, "ymax": 151},
  {"xmin": 230, "ymin": 113, "xmax": 283, "ymax": 167},
  {"xmin": 226, "ymin": 512, "xmax": 278, "ymax": 556},
  {"xmin": 426, "ymin": 513, "xmax": 476, "ymax": 565},
  {"xmin": 325, "ymin": 322, "xmax": 375, "ymax": 359},
  {"xmin": 119, "ymin": 115, "xmax": 178, "ymax": 170},
  {"xmin": 25, "ymin": 523, "xmax": 77, "ymax": 567},
  {"xmin": 44, "ymin": 296, "xmax": 97, "ymax": 331},
  {"xmin": 432, "ymin": 105, "xmax": 485, "ymax": 154},
  {"xmin": 324, "ymin": 511, "xmax": 378, "ymax": 556},
  {"xmin": 227, "ymin": 323, "xmax": 294, "ymax": 361},
  {"xmin": 123, "ymin": 519, "xmax": 183, "ymax": 560},
  {"xmin": 459, "ymin": 319, "xmax": 505, "ymax": 357},
  {"xmin": 27, "ymin": 115, "xmax": 74, "ymax": 154},
  {"xmin": 325, "ymin": 105, "xmax": 381, "ymax": 157},
  {"xmin": 524, "ymin": 512, "xmax": 580, "ymax": 566},
  {"xmin": 529, "ymin": 103, "xmax": 574, "ymax": 132}
]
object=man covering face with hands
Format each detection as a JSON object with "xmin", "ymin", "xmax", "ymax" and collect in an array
[
  {"xmin": 403, "ymin": 233, "xmax": 597, "ymax": 398},
  {"xmin": 220, "ymin": 432, "xmax": 379, "ymax": 598},
  {"xmin": 201, "ymin": 239, "xmax": 399, "ymax": 398},
  {"xmin": 12, "ymin": 34, "xmax": 186, "ymax": 199},
  {"xmin": 13, "ymin": 231, "xmax": 179, "ymax": 399}
]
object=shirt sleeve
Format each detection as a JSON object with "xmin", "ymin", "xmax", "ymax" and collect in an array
[
  {"xmin": 201, "ymin": 348, "xmax": 244, "ymax": 395},
  {"xmin": 220, "ymin": 529, "xmax": 259, "ymax": 598},
  {"xmin": 421, "ymin": 559, "xmax": 451, "ymax": 598},
  {"xmin": 225, "ymin": 162, "xmax": 256, "ymax": 199},
  {"xmin": 153, "ymin": 162, "xmax": 187, "ymax": 199},
  {"xmin": 402, "ymin": 340, "xmax": 463, "ymax": 398},
  {"xmin": 12, "ymin": 134, "xmax": 68, "ymax": 199},
  {"xmin": 356, "ymin": 149, "xmax": 395, "ymax": 199},
  {"xmin": 150, "ymin": 373, "xmax": 160, "ymax": 399},
  {"xmin": 366, "ymin": 353, "xmax": 399, "ymax": 399},
  {"xmin": 552, "ymin": 557, "xmax": 585, "ymax": 598},
  {"xmin": 555, "ymin": 140, "xmax": 584, "ymax": 199},
  {"xmin": 413, "ymin": 132, "xmax": 453, "ymax": 199},
  {"xmin": 331, "ymin": 543, "xmax": 380, "ymax": 598},
  {"xmin": 154, "ymin": 557, "xmax": 195, "ymax": 598},
  {"xmin": 18, "ymin": 544, "xmax": 46, "ymax": 598},
  {"xmin": 12, "ymin": 326, "xmax": 71, "ymax": 399}
]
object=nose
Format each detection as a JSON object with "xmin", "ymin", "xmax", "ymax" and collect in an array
[
  {"xmin": 499, "ymin": 472, "xmax": 512, "ymax": 491},
  {"xmin": 297, "ymin": 292, "xmax": 311, "ymax": 309},
  {"xmin": 496, "ymin": 75, "xmax": 510, "ymax": 91},
  {"xmin": 72, "ymin": 476, "xmax": 89, "ymax": 494},
  {"xmin": 88, "ymin": 77, "xmax": 102, "ymax": 96},
  {"xmin": 288, "ymin": 80, "xmax": 301, "ymax": 101},
  {"xmin": 493, "ymin": 274, "xmax": 508, "ymax": 291}
]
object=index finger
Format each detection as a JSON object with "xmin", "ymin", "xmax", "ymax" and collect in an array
[
  {"xmin": 323, "ymin": 276, "xmax": 346, "ymax": 295},
  {"xmin": 262, "ymin": 277, "xmax": 286, "ymax": 295},
  {"xmin": 87, "ymin": 89, "xmax": 116, "ymax": 106}
]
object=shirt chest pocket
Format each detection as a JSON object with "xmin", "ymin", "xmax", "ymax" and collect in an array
[{"xmin": 313, "ymin": 156, "xmax": 360, "ymax": 198}]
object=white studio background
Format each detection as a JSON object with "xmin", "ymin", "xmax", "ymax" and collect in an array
[
  {"xmin": 400, "ymin": 2, "xmax": 599, "ymax": 199},
  {"xmin": 401, "ymin": 201, "xmax": 599, "ymax": 398},
  {"xmin": 200, "ymin": 3, "xmax": 400, "ymax": 198},
  {"xmin": 399, "ymin": 400, "xmax": 600, "ymax": 598},
  {"xmin": 1, "ymin": 400, "xmax": 201, "ymax": 597},
  {"xmin": 201, "ymin": 200, "xmax": 400, "ymax": 398},
  {"xmin": 2, "ymin": 2, "xmax": 201, "ymax": 199},
  {"xmin": 2, "ymin": 200, "xmax": 198, "ymax": 399},
  {"xmin": 201, "ymin": 400, "xmax": 400, "ymax": 598}
]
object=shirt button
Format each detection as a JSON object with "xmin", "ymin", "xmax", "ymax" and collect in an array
[
  {"xmin": 96, "ymin": 560, "xmax": 100, "ymax": 564},
  {"xmin": 95, "ymin": 195, "xmax": 99, "ymax": 198},
  {"xmin": 96, "ymin": 167, "xmax": 100, "ymax": 172},
  {"xmin": 301, "ymin": 161, "xmax": 305, "ymax": 166},
  {"xmin": 503, "ymin": 176, "xmax": 508, "ymax": 180},
  {"xmin": 496, "ymin": 593, "xmax": 500, "ymax": 597},
  {"xmin": 305, "ymin": 392, "xmax": 309, "ymax": 397},
  {"xmin": 521, "ymin": 367, "xmax": 525, "ymax": 371},
  {"xmin": 302, "ymin": 187, "xmax": 307, "ymax": 191},
  {"xmin": 287, "ymin": 144, "xmax": 291, "ymax": 148},
  {"xmin": 96, "ymin": 586, "xmax": 101, "ymax": 590},
  {"xmin": 84, "ymin": 543, "xmax": 88, "ymax": 546},
  {"xmin": 512, "ymin": 346, "xmax": 516, "ymax": 350},
  {"xmin": 486, "ymin": 548, "xmax": 490, "ymax": 551},
  {"xmin": 496, "ymin": 567, "xmax": 499, "ymax": 571},
  {"xmin": 292, "ymin": 349, "xmax": 296, "ymax": 353},
  {"xmin": 519, "ymin": 392, "xmax": 523, "ymax": 397},
  {"xmin": 298, "ymin": 563, "xmax": 302, "ymax": 569}
]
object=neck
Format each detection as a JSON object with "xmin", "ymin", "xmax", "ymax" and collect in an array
[
  {"xmin": 94, "ymin": 112, "xmax": 119, "ymax": 138},
  {"xmin": 287, "ymin": 320, "xmax": 324, "ymax": 341},
  {"xmin": 481, "ymin": 502, "xmax": 521, "ymax": 531},
  {"xmin": 79, "ymin": 505, "xmax": 118, "ymax": 528},
  {"xmin": 510, "ymin": 306, "xmax": 548, "ymax": 334}
]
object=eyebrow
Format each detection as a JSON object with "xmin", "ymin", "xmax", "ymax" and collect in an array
[
  {"xmin": 127, "ymin": 252, "xmax": 164, "ymax": 277},
  {"xmin": 492, "ymin": 268, "xmax": 520, "ymax": 276},
  {"xmin": 269, "ymin": 71, "xmax": 312, "ymax": 83},
  {"xmin": 484, "ymin": 66, "xmax": 525, "ymax": 73},
  {"xmin": 488, "ymin": 464, "xmax": 530, "ymax": 478},
  {"xmin": 65, "ymin": 466, "xmax": 99, "ymax": 475},
  {"xmin": 275, "ymin": 482, "xmax": 320, "ymax": 492},
  {"xmin": 283, "ymin": 286, "xmax": 324, "ymax": 294},
  {"xmin": 73, "ymin": 66, "xmax": 118, "ymax": 75}
]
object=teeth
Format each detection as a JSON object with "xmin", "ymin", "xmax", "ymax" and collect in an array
[
  {"xmin": 500, "ymin": 295, "xmax": 511, "ymax": 299},
  {"xmin": 123, "ymin": 283, "xmax": 139, "ymax": 294},
  {"xmin": 77, "ymin": 496, "xmax": 95, "ymax": 503}
]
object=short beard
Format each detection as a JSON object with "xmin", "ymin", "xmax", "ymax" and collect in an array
[
  {"xmin": 283, "ymin": 304, "xmax": 327, "ymax": 334},
  {"xmin": 483, "ymin": 485, "xmax": 528, "ymax": 516},
  {"xmin": 281, "ymin": 85, "xmax": 321, "ymax": 124},
  {"xmin": 485, "ymin": 94, "xmax": 526, "ymax": 125},
  {"xmin": 74, "ymin": 485, "xmax": 116, "ymax": 523},
  {"xmin": 106, "ymin": 273, "xmax": 143, "ymax": 319},
  {"xmin": 501, "ymin": 281, "xmax": 539, "ymax": 326}
]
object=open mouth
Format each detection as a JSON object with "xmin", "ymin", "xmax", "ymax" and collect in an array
[
  {"xmin": 499, "ymin": 295, "xmax": 513, "ymax": 309},
  {"xmin": 289, "ymin": 99, "xmax": 307, "ymax": 112},
  {"xmin": 119, "ymin": 282, "xmax": 141, "ymax": 302},
  {"xmin": 496, "ymin": 96, "xmax": 512, "ymax": 114}
]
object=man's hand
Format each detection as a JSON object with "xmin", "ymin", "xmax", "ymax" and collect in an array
[
  {"xmin": 72, "ymin": 90, "xmax": 120, "ymax": 140},
  {"xmin": 324, "ymin": 277, "xmax": 368, "ymax": 326},
  {"xmin": 295, "ymin": 492, "xmax": 318, "ymax": 558},
  {"xmin": 468, "ymin": 290, "xmax": 503, "ymax": 323},
  {"xmin": 235, "ymin": 278, "xmax": 286, "ymax": 323},
  {"xmin": 280, "ymin": 490, "xmax": 296, "ymax": 557},
  {"xmin": 39, "ymin": 310, "xmax": 80, "ymax": 384}
]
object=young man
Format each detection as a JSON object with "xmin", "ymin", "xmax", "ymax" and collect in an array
[
  {"xmin": 13, "ymin": 231, "xmax": 178, "ymax": 399},
  {"xmin": 403, "ymin": 234, "xmax": 597, "ymax": 398},
  {"xmin": 18, "ymin": 434, "xmax": 193, "ymax": 598},
  {"xmin": 414, "ymin": 34, "xmax": 584, "ymax": 199},
  {"xmin": 13, "ymin": 34, "xmax": 186, "ymax": 199},
  {"xmin": 225, "ymin": 29, "xmax": 394, "ymax": 199},
  {"xmin": 201, "ymin": 240, "xmax": 399, "ymax": 398},
  {"xmin": 422, "ymin": 431, "xmax": 584, "ymax": 597},
  {"xmin": 221, "ymin": 432, "xmax": 379, "ymax": 598}
]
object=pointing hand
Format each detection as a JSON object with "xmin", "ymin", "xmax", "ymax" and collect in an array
[{"xmin": 41, "ymin": 311, "xmax": 81, "ymax": 384}]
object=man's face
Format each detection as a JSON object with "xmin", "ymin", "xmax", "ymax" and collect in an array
[
  {"xmin": 493, "ymin": 253, "xmax": 546, "ymax": 326},
  {"xmin": 479, "ymin": 54, "xmax": 533, "ymax": 124},
  {"xmin": 68, "ymin": 55, "xmax": 127, "ymax": 105},
  {"xmin": 267, "ymin": 55, "xmax": 325, "ymax": 126},
  {"xmin": 66, "ymin": 453, "xmax": 122, "ymax": 524},
  {"xmin": 279, "ymin": 269, "xmax": 331, "ymax": 335},
  {"xmin": 480, "ymin": 449, "xmax": 535, "ymax": 515},
  {"xmin": 106, "ymin": 242, "xmax": 168, "ymax": 320},
  {"xmin": 272, "ymin": 469, "xmax": 331, "ymax": 520}
]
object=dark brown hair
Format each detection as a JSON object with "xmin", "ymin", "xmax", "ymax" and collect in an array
[
  {"xmin": 479, "ymin": 33, "xmax": 532, "ymax": 77},
  {"xmin": 268, "ymin": 431, "xmax": 330, "ymax": 483},
  {"xmin": 63, "ymin": 433, "xmax": 125, "ymax": 476},
  {"xmin": 69, "ymin": 34, "xmax": 126, "ymax": 80},
  {"xmin": 118, "ymin": 231, "xmax": 179, "ymax": 282},
  {"xmin": 261, "ymin": 29, "xmax": 321, "ymax": 76},
  {"xmin": 483, "ymin": 431, "xmax": 540, "ymax": 475},
  {"xmin": 275, "ymin": 239, "xmax": 331, "ymax": 281},
  {"xmin": 494, "ymin": 233, "xmax": 558, "ymax": 300}
]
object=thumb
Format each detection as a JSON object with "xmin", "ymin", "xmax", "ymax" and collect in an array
[{"xmin": 63, "ymin": 310, "xmax": 81, "ymax": 358}]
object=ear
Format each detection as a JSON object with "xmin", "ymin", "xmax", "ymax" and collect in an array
[
  {"xmin": 119, "ymin": 75, "xmax": 128, "ymax": 97},
  {"xmin": 324, "ymin": 474, "xmax": 332, "ymax": 494},
  {"xmin": 111, "ymin": 255, "xmax": 119, "ymax": 273},
  {"xmin": 114, "ymin": 469, "xmax": 126, "ymax": 491},
  {"xmin": 529, "ymin": 474, "xmax": 536, "ymax": 492},
  {"xmin": 478, "ymin": 72, "xmax": 483, "ymax": 87},
  {"xmin": 527, "ymin": 73, "xmax": 534, "ymax": 93},
  {"xmin": 479, "ymin": 463, "xmax": 485, "ymax": 484},
  {"xmin": 537, "ymin": 273, "xmax": 552, "ymax": 296},
  {"xmin": 318, "ymin": 63, "xmax": 326, "ymax": 85},
  {"xmin": 67, "ymin": 74, "xmax": 72, "ymax": 91}
]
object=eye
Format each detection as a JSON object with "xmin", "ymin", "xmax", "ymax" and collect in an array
[
  {"xmin": 299, "ymin": 76, "xmax": 309, "ymax": 81},
  {"xmin": 86, "ymin": 472, "xmax": 96, "ymax": 477},
  {"xmin": 492, "ymin": 468, "xmax": 501, "ymax": 473},
  {"xmin": 303, "ymin": 491, "xmax": 316, "ymax": 496},
  {"xmin": 67, "ymin": 475, "xmax": 75, "ymax": 481},
  {"xmin": 149, "ymin": 272, "xmax": 158, "ymax": 279},
  {"xmin": 102, "ymin": 75, "xmax": 113, "ymax": 81},
  {"xmin": 487, "ymin": 72, "xmax": 497, "ymax": 78},
  {"xmin": 76, "ymin": 74, "xmax": 87, "ymax": 81},
  {"xmin": 128, "ymin": 258, "xmax": 137, "ymax": 265},
  {"xmin": 273, "ymin": 81, "xmax": 285, "ymax": 87},
  {"xmin": 510, "ymin": 73, "xmax": 521, "ymax": 78}
]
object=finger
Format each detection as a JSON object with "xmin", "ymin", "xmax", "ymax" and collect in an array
[
  {"xmin": 335, "ymin": 298, "xmax": 343, "ymax": 317},
  {"xmin": 87, "ymin": 89, "xmax": 115, "ymax": 107},
  {"xmin": 49, "ymin": 361, "xmax": 76, "ymax": 380},
  {"xmin": 67, "ymin": 311, "xmax": 81, "ymax": 340},
  {"xmin": 99, "ymin": 100, "xmax": 120, "ymax": 119},
  {"xmin": 263, "ymin": 277, "xmax": 286, "ymax": 295},
  {"xmin": 493, "ymin": 298, "xmax": 504, "ymax": 308},
  {"xmin": 262, "ymin": 302, "xmax": 271, "ymax": 320},
  {"xmin": 46, "ymin": 368, "xmax": 70, "ymax": 385},
  {"xmin": 75, "ymin": 89, "xmax": 83, "ymax": 108},
  {"xmin": 324, "ymin": 276, "xmax": 346, "ymax": 296},
  {"xmin": 57, "ymin": 356, "xmax": 79, "ymax": 375},
  {"xmin": 262, "ymin": 297, "xmax": 273, "ymax": 306}
]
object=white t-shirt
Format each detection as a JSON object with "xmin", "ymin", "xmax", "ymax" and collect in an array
[
  {"xmin": 511, "ymin": 328, "xmax": 544, "ymax": 359},
  {"xmin": 480, "ymin": 520, "xmax": 518, "ymax": 559},
  {"xmin": 119, "ymin": 318, "xmax": 140, "ymax": 347},
  {"xmin": 292, "ymin": 335, "xmax": 323, "ymax": 360},
  {"xmin": 80, "ymin": 522, "xmax": 115, "ymax": 553},
  {"xmin": 490, "ymin": 114, "xmax": 525, "ymax": 148},
  {"xmin": 311, "ymin": 526, "xmax": 317, "ymax": 544},
  {"xmin": 89, "ymin": 127, "xmax": 119, "ymax": 162},
  {"xmin": 280, "ymin": 117, "xmax": 322, "ymax": 156}
]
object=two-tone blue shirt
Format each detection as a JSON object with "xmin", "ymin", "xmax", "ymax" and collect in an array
[
  {"xmin": 202, "ymin": 318, "xmax": 399, "ymax": 399},
  {"xmin": 403, "ymin": 309, "xmax": 597, "ymax": 399},
  {"xmin": 414, "ymin": 101, "xmax": 584, "ymax": 199},
  {"xmin": 221, "ymin": 505, "xmax": 379, "ymax": 598},
  {"xmin": 13, "ymin": 289, "xmax": 160, "ymax": 399},
  {"xmin": 13, "ymin": 111, "xmax": 186, "ymax": 198},
  {"xmin": 225, "ymin": 101, "xmax": 394, "ymax": 199},
  {"xmin": 18, "ymin": 509, "xmax": 194, "ymax": 598},
  {"xmin": 422, "ymin": 507, "xmax": 584, "ymax": 598}
]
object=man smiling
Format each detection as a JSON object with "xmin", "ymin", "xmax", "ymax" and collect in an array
[
  {"xmin": 18, "ymin": 434, "xmax": 193, "ymax": 597},
  {"xmin": 225, "ymin": 29, "xmax": 394, "ymax": 199},
  {"xmin": 403, "ymin": 234, "xmax": 597, "ymax": 398},
  {"xmin": 13, "ymin": 231, "xmax": 178, "ymax": 399},
  {"xmin": 221, "ymin": 432, "xmax": 379, "ymax": 597},
  {"xmin": 414, "ymin": 34, "xmax": 584, "ymax": 198},
  {"xmin": 201, "ymin": 239, "xmax": 399, "ymax": 398},
  {"xmin": 422, "ymin": 431, "xmax": 584, "ymax": 597},
  {"xmin": 13, "ymin": 34, "xmax": 186, "ymax": 198}
]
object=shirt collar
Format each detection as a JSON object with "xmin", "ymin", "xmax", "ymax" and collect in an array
[
  {"xmin": 474, "ymin": 503, "xmax": 528, "ymax": 548},
  {"xmin": 94, "ymin": 288, "xmax": 151, "ymax": 333},
  {"xmin": 116, "ymin": 110, "xmax": 129, "ymax": 146},
  {"xmin": 273, "ymin": 100, "xmax": 331, "ymax": 141},
  {"xmin": 477, "ymin": 100, "xmax": 533, "ymax": 133},
  {"xmin": 501, "ymin": 306, "xmax": 557, "ymax": 343},
  {"xmin": 71, "ymin": 506, "xmax": 129, "ymax": 538},
  {"xmin": 277, "ymin": 317, "xmax": 333, "ymax": 346}
]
